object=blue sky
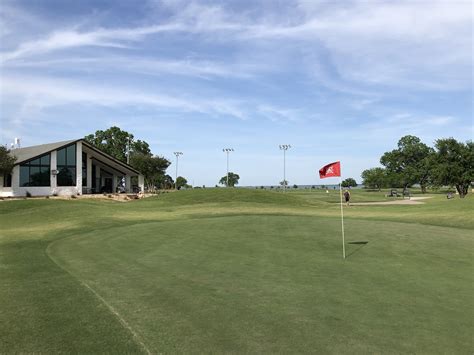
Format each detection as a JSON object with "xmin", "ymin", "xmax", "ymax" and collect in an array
[{"xmin": 0, "ymin": 0, "xmax": 472, "ymax": 187}]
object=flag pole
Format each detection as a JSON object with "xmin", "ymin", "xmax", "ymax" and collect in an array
[{"xmin": 339, "ymin": 177, "xmax": 346, "ymax": 259}]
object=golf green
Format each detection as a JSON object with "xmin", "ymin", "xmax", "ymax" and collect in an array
[
  {"xmin": 48, "ymin": 215, "xmax": 472, "ymax": 353},
  {"xmin": 0, "ymin": 189, "xmax": 472, "ymax": 353}
]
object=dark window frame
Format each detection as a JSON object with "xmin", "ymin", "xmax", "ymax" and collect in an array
[
  {"xmin": 3, "ymin": 173, "xmax": 12, "ymax": 187},
  {"xmin": 82, "ymin": 152, "xmax": 87, "ymax": 187},
  {"xmin": 57, "ymin": 144, "xmax": 77, "ymax": 187},
  {"xmin": 19, "ymin": 153, "xmax": 51, "ymax": 187}
]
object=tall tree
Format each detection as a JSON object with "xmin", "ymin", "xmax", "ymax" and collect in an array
[
  {"xmin": 129, "ymin": 154, "xmax": 170, "ymax": 191},
  {"xmin": 85, "ymin": 126, "xmax": 151, "ymax": 163},
  {"xmin": 380, "ymin": 135, "xmax": 434, "ymax": 192},
  {"xmin": 430, "ymin": 138, "xmax": 473, "ymax": 198},
  {"xmin": 361, "ymin": 168, "xmax": 386, "ymax": 190},
  {"xmin": 219, "ymin": 172, "xmax": 240, "ymax": 187},
  {"xmin": 0, "ymin": 146, "xmax": 16, "ymax": 175}
]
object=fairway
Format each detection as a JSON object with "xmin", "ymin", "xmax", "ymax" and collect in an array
[{"xmin": 1, "ymin": 189, "xmax": 473, "ymax": 353}]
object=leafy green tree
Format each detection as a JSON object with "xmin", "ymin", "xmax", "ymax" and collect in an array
[
  {"xmin": 129, "ymin": 154, "xmax": 170, "ymax": 191},
  {"xmin": 341, "ymin": 178, "xmax": 357, "ymax": 188},
  {"xmin": 175, "ymin": 176, "xmax": 188, "ymax": 190},
  {"xmin": 219, "ymin": 172, "xmax": 240, "ymax": 187},
  {"xmin": 430, "ymin": 138, "xmax": 473, "ymax": 198},
  {"xmin": 163, "ymin": 175, "xmax": 175, "ymax": 189},
  {"xmin": 380, "ymin": 135, "xmax": 434, "ymax": 192},
  {"xmin": 361, "ymin": 168, "xmax": 387, "ymax": 190},
  {"xmin": 0, "ymin": 146, "xmax": 16, "ymax": 175},
  {"xmin": 85, "ymin": 126, "xmax": 151, "ymax": 163}
]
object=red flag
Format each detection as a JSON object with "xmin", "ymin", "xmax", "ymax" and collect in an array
[{"xmin": 319, "ymin": 161, "xmax": 341, "ymax": 179}]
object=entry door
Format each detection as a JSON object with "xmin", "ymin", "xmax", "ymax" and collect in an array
[{"xmin": 104, "ymin": 177, "xmax": 113, "ymax": 193}]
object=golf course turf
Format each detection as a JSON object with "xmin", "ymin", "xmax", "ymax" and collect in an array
[{"xmin": 1, "ymin": 189, "xmax": 472, "ymax": 353}]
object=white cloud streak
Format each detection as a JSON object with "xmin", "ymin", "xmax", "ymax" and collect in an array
[{"xmin": 1, "ymin": 74, "xmax": 249, "ymax": 121}]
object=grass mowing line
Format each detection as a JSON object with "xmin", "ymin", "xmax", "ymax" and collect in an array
[{"xmin": 46, "ymin": 236, "xmax": 153, "ymax": 355}]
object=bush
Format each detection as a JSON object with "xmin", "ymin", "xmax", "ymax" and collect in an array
[{"xmin": 26, "ymin": 191, "xmax": 32, "ymax": 198}]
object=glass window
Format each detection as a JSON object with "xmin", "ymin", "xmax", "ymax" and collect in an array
[
  {"xmin": 40, "ymin": 155, "xmax": 50, "ymax": 165},
  {"xmin": 82, "ymin": 152, "xmax": 87, "ymax": 186},
  {"xmin": 57, "ymin": 148, "xmax": 66, "ymax": 166},
  {"xmin": 57, "ymin": 144, "xmax": 76, "ymax": 186},
  {"xmin": 3, "ymin": 173, "xmax": 12, "ymax": 187},
  {"xmin": 66, "ymin": 145, "xmax": 76, "ymax": 165},
  {"xmin": 20, "ymin": 166, "xmax": 29, "ymax": 186},
  {"xmin": 19, "ymin": 153, "xmax": 51, "ymax": 187}
]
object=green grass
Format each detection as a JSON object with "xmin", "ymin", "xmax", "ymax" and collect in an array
[{"xmin": 0, "ymin": 189, "xmax": 473, "ymax": 353}]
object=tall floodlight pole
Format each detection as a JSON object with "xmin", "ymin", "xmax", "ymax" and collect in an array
[
  {"xmin": 127, "ymin": 136, "xmax": 132, "ymax": 164},
  {"xmin": 279, "ymin": 145, "xmax": 291, "ymax": 192},
  {"xmin": 222, "ymin": 148, "xmax": 234, "ymax": 187},
  {"xmin": 173, "ymin": 152, "xmax": 183, "ymax": 190}
]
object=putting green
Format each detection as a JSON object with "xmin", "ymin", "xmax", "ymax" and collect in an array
[{"xmin": 48, "ymin": 215, "xmax": 473, "ymax": 354}]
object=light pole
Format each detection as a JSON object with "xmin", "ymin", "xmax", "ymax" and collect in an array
[
  {"xmin": 127, "ymin": 136, "xmax": 131, "ymax": 165},
  {"xmin": 222, "ymin": 148, "xmax": 234, "ymax": 187},
  {"xmin": 173, "ymin": 152, "xmax": 183, "ymax": 190},
  {"xmin": 279, "ymin": 144, "xmax": 291, "ymax": 192}
]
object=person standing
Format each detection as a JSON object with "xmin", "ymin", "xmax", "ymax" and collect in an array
[{"xmin": 343, "ymin": 189, "xmax": 351, "ymax": 206}]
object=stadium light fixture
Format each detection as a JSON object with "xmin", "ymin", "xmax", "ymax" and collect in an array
[
  {"xmin": 173, "ymin": 152, "xmax": 183, "ymax": 190},
  {"xmin": 279, "ymin": 145, "xmax": 291, "ymax": 192},
  {"xmin": 222, "ymin": 148, "xmax": 234, "ymax": 187}
]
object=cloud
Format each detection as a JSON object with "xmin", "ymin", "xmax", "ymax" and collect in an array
[
  {"xmin": 4, "ymin": 56, "xmax": 258, "ymax": 80},
  {"xmin": 1, "ymin": 0, "xmax": 471, "ymax": 91},
  {"xmin": 1, "ymin": 23, "xmax": 185, "ymax": 62},
  {"xmin": 1, "ymin": 74, "xmax": 249, "ymax": 121}
]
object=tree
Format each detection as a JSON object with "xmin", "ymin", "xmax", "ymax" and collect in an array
[
  {"xmin": 380, "ymin": 135, "xmax": 434, "ymax": 192},
  {"xmin": 361, "ymin": 168, "xmax": 387, "ymax": 190},
  {"xmin": 175, "ymin": 176, "xmax": 188, "ymax": 190},
  {"xmin": 341, "ymin": 178, "xmax": 357, "ymax": 188},
  {"xmin": 293, "ymin": 184, "xmax": 298, "ymax": 189},
  {"xmin": 430, "ymin": 138, "xmax": 473, "ymax": 198},
  {"xmin": 0, "ymin": 146, "xmax": 16, "ymax": 175},
  {"xmin": 129, "ymin": 154, "xmax": 170, "ymax": 191},
  {"xmin": 157, "ymin": 175, "xmax": 174, "ymax": 189},
  {"xmin": 85, "ymin": 126, "xmax": 151, "ymax": 163},
  {"xmin": 279, "ymin": 180, "xmax": 288, "ymax": 187},
  {"xmin": 219, "ymin": 172, "xmax": 240, "ymax": 187}
]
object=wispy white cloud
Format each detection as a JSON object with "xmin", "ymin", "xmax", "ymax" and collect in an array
[
  {"xmin": 1, "ymin": 74, "xmax": 249, "ymax": 121},
  {"xmin": 4, "ymin": 56, "xmax": 259, "ymax": 80},
  {"xmin": 1, "ymin": 0, "xmax": 471, "ymax": 91},
  {"xmin": 257, "ymin": 105, "xmax": 302, "ymax": 123}
]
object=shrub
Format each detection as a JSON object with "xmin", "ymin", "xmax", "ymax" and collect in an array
[{"xmin": 26, "ymin": 191, "xmax": 32, "ymax": 197}]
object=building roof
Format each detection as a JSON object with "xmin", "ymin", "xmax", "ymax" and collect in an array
[
  {"xmin": 11, "ymin": 139, "xmax": 141, "ymax": 175},
  {"xmin": 11, "ymin": 139, "xmax": 78, "ymax": 164}
]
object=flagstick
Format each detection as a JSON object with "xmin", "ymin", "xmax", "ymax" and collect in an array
[{"xmin": 339, "ymin": 177, "xmax": 346, "ymax": 259}]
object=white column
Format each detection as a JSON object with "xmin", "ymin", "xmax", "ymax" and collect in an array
[
  {"xmin": 87, "ymin": 155, "xmax": 92, "ymax": 190},
  {"xmin": 50, "ymin": 150, "xmax": 57, "ymax": 190},
  {"xmin": 11, "ymin": 165, "xmax": 20, "ymax": 196},
  {"xmin": 125, "ymin": 175, "xmax": 131, "ymax": 193},
  {"xmin": 76, "ymin": 142, "xmax": 83, "ymax": 194},
  {"xmin": 138, "ymin": 175, "xmax": 145, "ymax": 193}
]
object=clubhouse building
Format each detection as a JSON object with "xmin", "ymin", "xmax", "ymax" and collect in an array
[{"xmin": 0, "ymin": 139, "xmax": 144, "ymax": 197}]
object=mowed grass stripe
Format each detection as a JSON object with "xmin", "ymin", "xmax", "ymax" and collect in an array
[{"xmin": 48, "ymin": 215, "xmax": 473, "ymax": 354}]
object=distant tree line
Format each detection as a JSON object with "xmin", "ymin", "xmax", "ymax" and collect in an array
[{"xmin": 361, "ymin": 135, "xmax": 473, "ymax": 198}]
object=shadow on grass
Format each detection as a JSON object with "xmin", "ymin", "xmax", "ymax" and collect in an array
[{"xmin": 346, "ymin": 241, "xmax": 369, "ymax": 258}]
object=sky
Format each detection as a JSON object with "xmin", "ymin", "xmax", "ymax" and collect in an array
[{"xmin": 0, "ymin": 0, "xmax": 472, "ymax": 187}]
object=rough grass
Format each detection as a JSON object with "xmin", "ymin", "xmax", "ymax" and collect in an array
[{"xmin": 0, "ymin": 189, "xmax": 472, "ymax": 353}]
